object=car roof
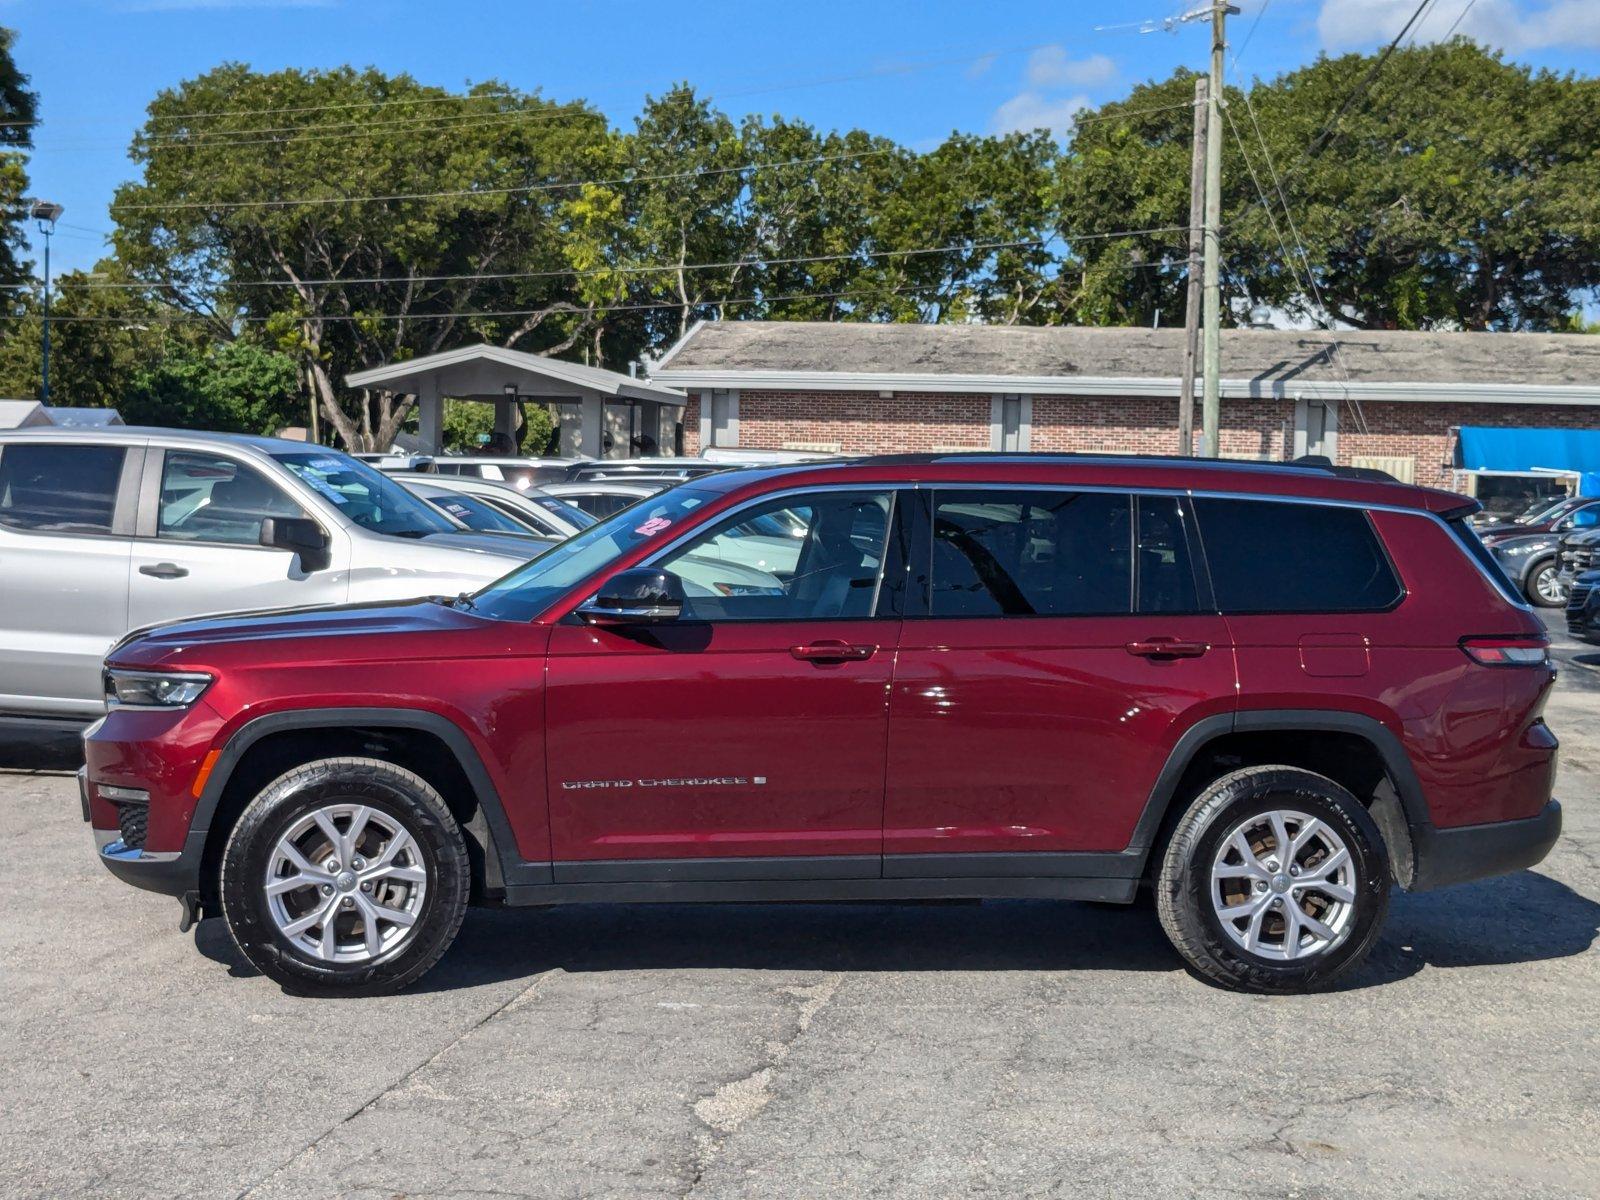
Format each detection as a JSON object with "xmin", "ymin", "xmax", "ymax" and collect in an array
[
  {"xmin": 673, "ymin": 452, "xmax": 1474, "ymax": 515},
  {"xmin": 434, "ymin": 455, "xmax": 572, "ymax": 465},
  {"xmin": 0, "ymin": 425, "xmax": 325, "ymax": 457}
]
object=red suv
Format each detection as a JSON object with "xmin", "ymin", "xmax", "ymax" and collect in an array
[{"xmin": 83, "ymin": 455, "xmax": 1561, "ymax": 995}]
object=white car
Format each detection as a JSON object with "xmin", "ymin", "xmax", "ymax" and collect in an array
[
  {"xmin": 391, "ymin": 473, "xmax": 594, "ymax": 539},
  {"xmin": 425, "ymin": 456, "xmax": 577, "ymax": 489},
  {"xmin": 540, "ymin": 480, "xmax": 664, "ymax": 519}
]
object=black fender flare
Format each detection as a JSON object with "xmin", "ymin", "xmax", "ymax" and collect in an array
[
  {"xmin": 1126, "ymin": 709, "xmax": 1431, "ymax": 886},
  {"xmin": 194, "ymin": 707, "xmax": 551, "ymax": 889}
]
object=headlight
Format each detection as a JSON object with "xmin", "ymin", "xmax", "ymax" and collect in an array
[
  {"xmin": 1494, "ymin": 541, "xmax": 1546, "ymax": 558},
  {"xmin": 104, "ymin": 669, "xmax": 213, "ymax": 709}
]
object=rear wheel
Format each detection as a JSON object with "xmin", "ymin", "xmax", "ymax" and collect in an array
[
  {"xmin": 1155, "ymin": 766, "xmax": 1390, "ymax": 993},
  {"xmin": 218, "ymin": 757, "xmax": 469, "ymax": 996},
  {"xmin": 1525, "ymin": 558, "xmax": 1565, "ymax": 607}
]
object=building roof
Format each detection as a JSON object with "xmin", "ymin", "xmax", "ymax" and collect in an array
[
  {"xmin": 0, "ymin": 399, "xmax": 47, "ymax": 429},
  {"xmin": 40, "ymin": 406, "xmax": 123, "ymax": 426},
  {"xmin": 651, "ymin": 321, "xmax": 1600, "ymax": 406},
  {"xmin": 346, "ymin": 343, "xmax": 685, "ymax": 406}
]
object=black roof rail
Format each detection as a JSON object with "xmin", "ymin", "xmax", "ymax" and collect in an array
[{"xmin": 836, "ymin": 450, "xmax": 1400, "ymax": 483}]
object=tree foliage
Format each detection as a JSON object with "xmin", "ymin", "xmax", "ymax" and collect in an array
[
  {"xmin": 0, "ymin": 27, "xmax": 37, "ymax": 290},
  {"xmin": 26, "ymin": 40, "xmax": 1597, "ymax": 449}
]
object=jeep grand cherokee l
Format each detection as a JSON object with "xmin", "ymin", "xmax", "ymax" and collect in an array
[{"xmin": 82, "ymin": 454, "xmax": 1562, "ymax": 996}]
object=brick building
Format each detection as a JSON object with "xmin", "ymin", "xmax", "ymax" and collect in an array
[{"xmin": 649, "ymin": 321, "xmax": 1600, "ymax": 493}]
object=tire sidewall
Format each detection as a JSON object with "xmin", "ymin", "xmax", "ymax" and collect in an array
[
  {"xmin": 1168, "ymin": 771, "xmax": 1390, "ymax": 992},
  {"xmin": 1525, "ymin": 559, "xmax": 1562, "ymax": 607},
  {"xmin": 220, "ymin": 761, "xmax": 468, "ymax": 995}
]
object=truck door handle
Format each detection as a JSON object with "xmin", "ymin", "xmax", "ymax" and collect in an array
[
  {"xmin": 1126, "ymin": 638, "xmax": 1208, "ymax": 660},
  {"xmin": 139, "ymin": 563, "xmax": 189, "ymax": 580},
  {"xmin": 791, "ymin": 640, "xmax": 877, "ymax": 663}
]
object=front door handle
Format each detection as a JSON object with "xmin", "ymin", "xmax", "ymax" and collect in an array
[
  {"xmin": 139, "ymin": 562, "xmax": 189, "ymax": 580},
  {"xmin": 791, "ymin": 640, "xmax": 877, "ymax": 663},
  {"xmin": 1126, "ymin": 637, "xmax": 1208, "ymax": 660}
]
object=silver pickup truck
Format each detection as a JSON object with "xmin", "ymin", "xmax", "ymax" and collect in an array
[{"xmin": 0, "ymin": 427, "xmax": 544, "ymax": 721}]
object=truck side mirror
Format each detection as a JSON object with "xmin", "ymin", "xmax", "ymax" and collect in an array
[{"xmin": 260, "ymin": 516, "xmax": 332, "ymax": 573}]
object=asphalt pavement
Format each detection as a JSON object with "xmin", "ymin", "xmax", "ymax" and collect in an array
[{"xmin": 1, "ymin": 620, "xmax": 1595, "ymax": 1199}]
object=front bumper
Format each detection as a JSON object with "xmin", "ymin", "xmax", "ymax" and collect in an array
[
  {"xmin": 1409, "ymin": 800, "xmax": 1562, "ymax": 891},
  {"xmin": 83, "ymin": 766, "xmax": 206, "ymax": 897}
]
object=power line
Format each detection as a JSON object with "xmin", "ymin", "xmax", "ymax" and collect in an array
[
  {"xmin": 108, "ymin": 147, "xmax": 906, "ymax": 214},
  {"xmin": 1302, "ymin": 0, "xmax": 1434, "ymax": 160},
  {"xmin": 35, "ymin": 262, "xmax": 1186, "ymax": 326}
]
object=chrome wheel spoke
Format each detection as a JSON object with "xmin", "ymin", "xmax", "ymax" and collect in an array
[
  {"xmin": 264, "ymin": 803, "xmax": 428, "ymax": 964},
  {"xmin": 1210, "ymin": 807, "xmax": 1357, "ymax": 963}
]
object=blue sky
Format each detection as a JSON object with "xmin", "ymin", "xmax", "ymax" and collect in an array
[{"xmin": 9, "ymin": 0, "xmax": 1600, "ymax": 276}]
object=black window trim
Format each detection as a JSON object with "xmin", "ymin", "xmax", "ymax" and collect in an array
[
  {"xmin": 913, "ymin": 484, "xmax": 1212, "ymax": 621},
  {"xmin": 612, "ymin": 482, "xmax": 913, "ymax": 625},
  {"xmin": 0, "ymin": 440, "xmax": 145, "ymax": 541}
]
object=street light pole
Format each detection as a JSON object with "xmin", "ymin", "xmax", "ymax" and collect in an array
[{"xmin": 30, "ymin": 200, "xmax": 64, "ymax": 406}]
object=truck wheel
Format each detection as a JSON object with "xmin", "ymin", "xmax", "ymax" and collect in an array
[
  {"xmin": 218, "ymin": 757, "xmax": 469, "ymax": 997},
  {"xmin": 1525, "ymin": 559, "xmax": 1565, "ymax": 608},
  {"xmin": 1155, "ymin": 766, "xmax": 1390, "ymax": 994}
]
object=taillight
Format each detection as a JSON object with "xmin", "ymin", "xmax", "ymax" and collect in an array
[{"xmin": 1460, "ymin": 636, "xmax": 1550, "ymax": 667}]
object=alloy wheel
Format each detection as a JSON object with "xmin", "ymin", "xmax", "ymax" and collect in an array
[
  {"xmin": 1209, "ymin": 809, "xmax": 1357, "ymax": 962},
  {"xmin": 263, "ymin": 804, "xmax": 429, "ymax": 963},
  {"xmin": 1534, "ymin": 565, "xmax": 1567, "ymax": 605}
]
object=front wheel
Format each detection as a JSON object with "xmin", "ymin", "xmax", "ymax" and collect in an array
[
  {"xmin": 218, "ymin": 757, "xmax": 470, "ymax": 996},
  {"xmin": 1525, "ymin": 558, "xmax": 1566, "ymax": 608},
  {"xmin": 1155, "ymin": 766, "xmax": 1390, "ymax": 993}
]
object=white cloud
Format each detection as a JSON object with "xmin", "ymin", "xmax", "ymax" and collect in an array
[
  {"xmin": 990, "ymin": 46, "xmax": 1114, "ymax": 140},
  {"xmin": 1316, "ymin": 0, "xmax": 1600, "ymax": 53},
  {"xmin": 1024, "ymin": 47, "xmax": 1118, "ymax": 90},
  {"xmin": 992, "ymin": 90, "xmax": 1092, "ymax": 139}
]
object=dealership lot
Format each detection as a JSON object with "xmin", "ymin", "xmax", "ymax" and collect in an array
[{"xmin": 1, "ymin": 622, "xmax": 1595, "ymax": 1199}]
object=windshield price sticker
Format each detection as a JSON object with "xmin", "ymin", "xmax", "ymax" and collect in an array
[{"xmin": 635, "ymin": 516, "xmax": 673, "ymax": 536}]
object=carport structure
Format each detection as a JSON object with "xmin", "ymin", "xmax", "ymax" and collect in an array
[{"xmin": 346, "ymin": 344, "xmax": 687, "ymax": 458}]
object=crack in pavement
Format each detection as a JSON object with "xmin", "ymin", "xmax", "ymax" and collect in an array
[
  {"xmin": 682, "ymin": 973, "xmax": 843, "ymax": 1196},
  {"xmin": 229, "ymin": 969, "xmax": 560, "ymax": 1200}
]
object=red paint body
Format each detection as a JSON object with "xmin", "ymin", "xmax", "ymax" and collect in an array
[{"xmin": 85, "ymin": 457, "xmax": 1557, "ymax": 883}]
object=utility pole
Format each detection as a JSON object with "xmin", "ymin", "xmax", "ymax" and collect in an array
[
  {"xmin": 1200, "ymin": 2, "xmax": 1235, "ymax": 458},
  {"xmin": 30, "ymin": 200, "xmax": 63, "ymax": 405},
  {"xmin": 1179, "ymin": 76, "xmax": 1208, "ymax": 456}
]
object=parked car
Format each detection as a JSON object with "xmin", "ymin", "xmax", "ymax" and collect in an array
[
  {"xmin": 564, "ymin": 458, "xmax": 727, "ymax": 483},
  {"xmin": 540, "ymin": 480, "xmax": 665, "ymax": 519},
  {"xmin": 84, "ymin": 453, "xmax": 1560, "ymax": 997},
  {"xmin": 426, "ymin": 456, "xmax": 576, "ymax": 489},
  {"xmin": 391, "ymin": 473, "xmax": 594, "ymax": 539},
  {"xmin": 1478, "ymin": 495, "xmax": 1600, "ymax": 542},
  {"xmin": 0, "ymin": 428, "xmax": 538, "ymax": 721},
  {"xmin": 354, "ymin": 452, "xmax": 434, "ymax": 472},
  {"xmin": 1484, "ymin": 503, "xmax": 1600, "ymax": 607},
  {"xmin": 1555, "ymin": 522, "xmax": 1600, "ymax": 598},
  {"xmin": 1565, "ymin": 565, "xmax": 1600, "ymax": 644}
]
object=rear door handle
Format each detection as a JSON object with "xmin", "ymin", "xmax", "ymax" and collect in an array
[
  {"xmin": 1126, "ymin": 638, "xmax": 1208, "ymax": 660},
  {"xmin": 139, "ymin": 563, "xmax": 189, "ymax": 580},
  {"xmin": 791, "ymin": 640, "xmax": 877, "ymax": 663}
]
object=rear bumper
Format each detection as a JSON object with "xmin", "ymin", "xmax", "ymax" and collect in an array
[{"xmin": 1409, "ymin": 800, "xmax": 1562, "ymax": 891}]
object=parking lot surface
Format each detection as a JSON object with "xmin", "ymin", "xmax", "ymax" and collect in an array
[{"xmin": 2, "ymin": 621, "xmax": 1596, "ymax": 1199}]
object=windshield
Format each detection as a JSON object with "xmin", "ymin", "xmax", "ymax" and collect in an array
[
  {"xmin": 1515, "ymin": 497, "xmax": 1573, "ymax": 525},
  {"xmin": 419, "ymin": 489, "xmax": 530, "ymax": 534},
  {"xmin": 271, "ymin": 451, "xmax": 456, "ymax": 538},
  {"xmin": 468, "ymin": 487, "xmax": 717, "ymax": 621}
]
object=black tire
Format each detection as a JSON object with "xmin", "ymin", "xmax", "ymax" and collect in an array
[
  {"xmin": 1154, "ymin": 766, "xmax": 1390, "ymax": 994},
  {"xmin": 1524, "ymin": 558, "xmax": 1564, "ymax": 608},
  {"xmin": 218, "ymin": 757, "xmax": 469, "ymax": 997}
]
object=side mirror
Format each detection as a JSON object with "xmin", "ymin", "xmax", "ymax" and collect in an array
[
  {"xmin": 577, "ymin": 567, "xmax": 685, "ymax": 626},
  {"xmin": 260, "ymin": 516, "xmax": 331, "ymax": 573}
]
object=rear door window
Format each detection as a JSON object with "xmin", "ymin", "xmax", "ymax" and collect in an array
[
  {"xmin": 0, "ymin": 444, "xmax": 127, "ymax": 534},
  {"xmin": 929, "ymin": 490, "xmax": 1132, "ymax": 617},
  {"xmin": 1192, "ymin": 497, "xmax": 1402, "ymax": 613}
]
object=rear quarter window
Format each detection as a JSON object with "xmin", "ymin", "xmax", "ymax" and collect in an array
[{"xmin": 1192, "ymin": 497, "xmax": 1402, "ymax": 613}]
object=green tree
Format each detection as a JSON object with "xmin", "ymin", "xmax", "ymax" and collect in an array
[
  {"xmin": 111, "ymin": 66, "xmax": 616, "ymax": 450},
  {"xmin": 0, "ymin": 27, "xmax": 38, "ymax": 290},
  {"xmin": 121, "ymin": 339, "xmax": 302, "ymax": 434}
]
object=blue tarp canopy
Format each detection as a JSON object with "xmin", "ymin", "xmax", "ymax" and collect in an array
[{"xmin": 1456, "ymin": 426, "xmax": 1600, "ymax": 495}]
